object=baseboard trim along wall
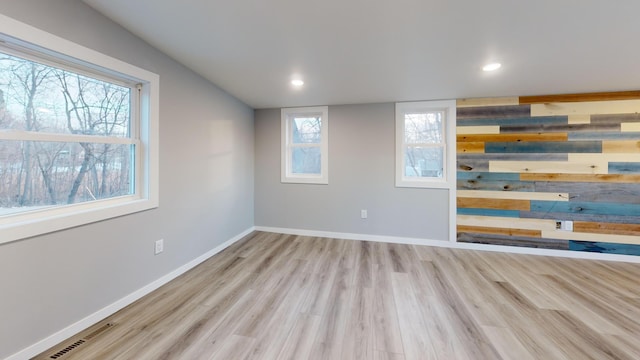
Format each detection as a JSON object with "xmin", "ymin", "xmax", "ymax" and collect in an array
[
  {"xmin": 11, "ymin": 224, "xmax": 640, "ymax": 359},
  {"xmin": 255, "ymin": 226, "xmax": 640, "ymax": 264},
  {"xmin": 7, "ymin": 227, "xmax": 255, "ymax": 360}
]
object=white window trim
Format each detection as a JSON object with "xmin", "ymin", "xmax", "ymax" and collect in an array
[
  {"xmin": 281, "ymin": 106, "xmax": 329, "ymax": 184},
  {"xmin": 0, "ymin": 13, "xmax": 159, "ymax": 244},
  {"xmin": 395, "ymin": 100, "xmax": 456, "ymax": 189}
]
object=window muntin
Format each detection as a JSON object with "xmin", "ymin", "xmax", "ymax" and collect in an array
[
  {"xmin": 281, "ymin": 106, "xmax": 328, "ymax": 184},
  {"xmin": 396, "ymin": 100, "xmax": 455, "ymax": 188},
  {"xmin": 0, "ymin": 50, "xmax": 137, "ymax": 216},
  {"xmin": 0, "ymin": 13, "xmax": 158, "ymax": 244}
]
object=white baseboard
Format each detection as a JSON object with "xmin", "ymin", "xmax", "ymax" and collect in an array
[
  {"xmin": 255, "ymin": 226, "xmax": 640, "ymax": 263},
  {"xmin": 6, "ymin": 226, "xmax": 255, "ymax": 360}
]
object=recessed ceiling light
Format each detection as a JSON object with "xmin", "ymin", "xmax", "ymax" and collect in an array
[
  {"xmin": 482, "ymin": 63, "xmax": 502, "ymax": 72},
  {"xmin": 291, "ymin": 79, "xmax": 304, "ymax": 87}
]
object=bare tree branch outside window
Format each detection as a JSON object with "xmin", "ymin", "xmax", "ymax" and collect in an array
[{"xmin": 0, "ymin": 51, "xmax": 133, "ymax": 214}]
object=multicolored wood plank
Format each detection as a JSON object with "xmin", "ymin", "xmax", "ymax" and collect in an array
[{"xmin": 456, "ymin": 91, "xmax": 640, "ymax": 255}]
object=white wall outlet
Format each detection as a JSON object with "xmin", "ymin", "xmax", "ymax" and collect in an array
[
  {"xmin": 556, "ymin": 221, "xmax": 573, "ymax": 231},
  {"xmin": 561, "ymin": 220, "xmax": 573, "ymax": 231},
  {"xmin": 361, "ymin": 209, "xmax": 368, "ymax": 219},
  {"xmin": 155, "ymin": 239, "xmax": 164, "ymax": 255}
]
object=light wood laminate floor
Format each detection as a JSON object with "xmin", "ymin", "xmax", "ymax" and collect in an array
[{"xmin": 36, "ymin": 231, "xmax": 640, "ymax": 360}]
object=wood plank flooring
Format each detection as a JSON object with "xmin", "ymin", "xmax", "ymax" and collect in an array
[{"xmin": 35, "ymin": 232, "xmax": 640, "ymax": 360}]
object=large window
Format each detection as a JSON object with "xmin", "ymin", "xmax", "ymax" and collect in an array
[
  {"xmin": 395, "ymin": 100, "xmax": 455, "ymax": 188},
  {"xmin": 0, "ymin": 14, "xmax": 158, "ymax": 244},
  {"xmin": 281, "ymin": 106, "xmax": 328, "ymax": 184}
]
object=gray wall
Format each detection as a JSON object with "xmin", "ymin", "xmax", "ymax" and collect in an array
[
  {"xmin": 255, "ymin": 103, "xmax": 449, "ymax": 240},
  {"xmin": 0, "ymin": 1, "xmax": 254, "ymax": 358}
]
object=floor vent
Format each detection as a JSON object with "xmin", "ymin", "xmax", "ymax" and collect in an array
[
  {"xmin": 48, "ymin": 340, "xmax": 86, "ymax": 359},
  {"xmin": 32, "ymin": 322, "xmax": 116, "ymax": 360}
]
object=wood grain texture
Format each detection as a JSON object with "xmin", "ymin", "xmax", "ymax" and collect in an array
[
  {"xmin": 33, "ymin": 232, "xmax": 640, "ymax": 360},
  {"xmin": 568, "ymin": 114, "xmax": 591, "ymax": 124},
  {"xmin": 459, "ymin": 116, "xmax": 566, "ymax": 127},
  {"xmin": 457, "ymin": 97, "xmax": 520, "ymax": 108},
  {"xmin": 489, "ymin": 160, "xmax": 608, "ymax": 174},
  {"xmin": 457, "ymin": 104, "xmax": 530, "ymax": 119},
  {"xmin": 457, "ymin": 179, "xmax": 535, "ymax": 192},
  {"xmin": 457, "ymin": 132, "xmax": 568, "ymax": 143},
  {"xmin": 531, "ymin": 99, "xmax": 640, "ymax": 117},
  {"xmin": 568, "ymin": 132, "xmax": 640, "ymax": 141},
  {"xmin": 457, "ymin": 215, "xmax": 557, "ymax": 231},
  {"xmin": 533, "ymin": 182, "xmax": 640, "ymax": 204},
  {"xmin": 458, "ymin": 189, "xmax": 568, "ymax": 202},
  {"xmin": 520, "ymin": 173, "xmax": 640, "ymax": 183},
  {"xmin": 457, "ymin": 142, "xmax": 485, "ymax": 153},
  {"xmin": 457, "ymin": 225, "xmax": 541, "ymax": 238},
  {"xmin": 602, "ymin": 140, "xmax": 640, "ymax": 153},
  {"xmin": 592, "ymin": 113, "xmax": 640, "ymax": 124},
  {"xmin": 541, "ymin": 230, "xmax": 640, "ymax": 246},
  {"xmin": 457, "ymin": 232, "xmax": 570, "ymax": 250},
  {"xmin": 485, "ymin": 141, "xmax": 602, "ymax": 154},
  {"xmin": 456, "ymin": 125, "xmax": 501, "ymax": 135},
  {"xmin": 499, "ymin": 122, "xmax": 618, "ymax": 134},
  {"xmin": 457, "ymin": 197, "xmax": 531, "ymax": 211},
  {"xmin": 574, "ymin": 222, "xmax": 640, "ymax": 236},
  {"xmin": 520, "ymin": 91, "xmax": 640, "ymax": 104},
  {"xmin": 520, "ymin": 211, "xmax": 640, "ymax": 225},
  {"xmin": 609, "ymin": 162, "xmax": 640, "ymax": 174}
]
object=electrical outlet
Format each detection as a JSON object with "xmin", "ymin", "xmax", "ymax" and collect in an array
[
  {"xmin": 155, "ymin": 239, "xmax": 164, "ymax": 255},
  {"xmin": 562, "ymin": 220, "xmax": 573, "ymax": 231},
  {"xmin": 361, "ymin": 209, "xmax": 368, "ymax": 219},
  {"xmin": 556, "ymin": 221, "xmax": 573, "ymax": 231}
]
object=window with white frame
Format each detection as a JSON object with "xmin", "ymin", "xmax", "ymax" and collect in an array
[
  {"xmin": 395, "ymin": 100, "xmax": 456, "ymax": 188},
  {"xmin": 281, "ymin": 106, "xmax": 328, "ymax": 184},
  {"xmin": 0, "ymin": 14, "xmax": 158, "ymax": 244}
]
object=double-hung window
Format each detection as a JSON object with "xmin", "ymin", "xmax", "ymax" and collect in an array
[
  {"xmin": 281, "ymin": 106, "xmax": 328, "ymax": 184},
  {"xmin": 395, "ymin": 100, "xmax": 455, "ymax": 188},
  {"xmin": 0, "ymin": 14, "xmax": 158, "ymax": 244}
]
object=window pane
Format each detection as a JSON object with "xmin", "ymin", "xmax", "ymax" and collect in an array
[
  {"xmin": 404, "ymin": 146, "xmax": 443, "ymax": 178},
  {"xmin": 292, "ymin": 116, "xmax": 321, "ymax": 144},
  {"xmin": 0, "ymin": 140, "xmax": 133, "ymax": 216},
  {"xmin": 404, "ymin": 112, "xmax": 443, "ymax": 144},
  {"xmin": 292, "ymin": 146, "xmax": 321, "ymax": 174},
  {"xmin": 0, "ymin": 51, "xmax": 131, "ymax": 137}
]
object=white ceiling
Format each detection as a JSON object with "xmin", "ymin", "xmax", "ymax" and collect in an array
[{"xmin": 83, "ymin": 0, "xmax": 640, "ymax": 109}]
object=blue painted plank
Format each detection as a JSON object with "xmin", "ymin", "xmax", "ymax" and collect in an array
[
  {"xmin": 568, "ymin": 131, "xmax": 640, "ymax": 140},
  {"xmin": 521, "ymin": 211, "xmax": 640, "ymax": 225},
  {"xmin": 457, "ymin": 116, "xmax": 566, "ymax": 127},
  {"xmin": 530, "ymin": 201, "xmax": 640, "ymax": 217},
  {"xmin": 457, "ymin": 105, "xmax": 531, "ymax": 120},
  {"xmin": 485, "ymin": 141, "xmax": 602, "ymax": 153},
  {"xmin": 458, "ymin": 153, "xmax": 568, "ymax": 161},
  {"xmin": 609, "ymin": 162, "xmax": 640, "ymax": 174},
  {"xmin": 569, "ymin": 241, "xmax": 640, "ymax": 256},
  {"xmin": 457, "ymin": 172, "xmax": 521, "ymax": 181},
  {"xmin": 456, "ymin": 208, "xmax": 521, "ymax": 218},
  {"xmin": 500, "ymin": 123, "xmax": 618, "ymax": 134},
  {"xmin": 591, "ymin": 113, "xmax": 640, "ymax": 123},
  {"xmin": 458, "ymin": 180, "xmax": 535, "ymax": 192}
]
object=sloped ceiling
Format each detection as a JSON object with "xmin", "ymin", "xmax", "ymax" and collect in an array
[{"xmin": 83, "ymin": 0, "xmax": 640, "ymax": 109}]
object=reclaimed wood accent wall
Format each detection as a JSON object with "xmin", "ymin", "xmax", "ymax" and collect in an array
[{"xmin": 456, "ymin": 92, "xmax": 640, "ymax": 255}]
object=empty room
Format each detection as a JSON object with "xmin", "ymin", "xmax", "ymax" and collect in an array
[{"xmin": 1, "ymin": 0, "xmax": 639, "ymax": 359}]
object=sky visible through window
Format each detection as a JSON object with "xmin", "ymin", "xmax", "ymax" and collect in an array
[{"xmin": 0, "ymin": 51, "xmax": 134, "ymax": 214}]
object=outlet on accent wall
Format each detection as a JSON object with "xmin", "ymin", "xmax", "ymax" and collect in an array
[{"xmin": 361, "ymin": 209, "xmax": 368, "ymax": 219}]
